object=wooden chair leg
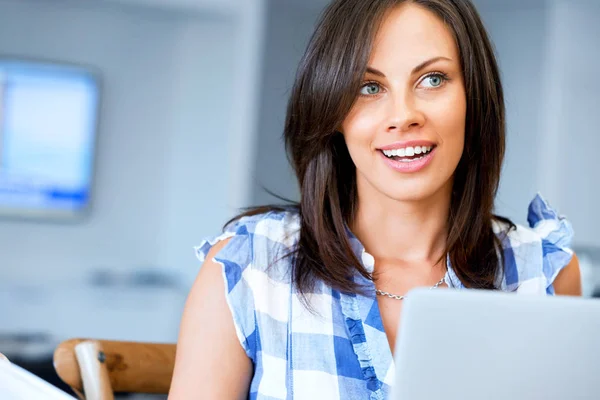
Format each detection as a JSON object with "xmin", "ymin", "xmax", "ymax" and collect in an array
[{"xmin": 74, "ymin": 340, "xmax": 114, "ymax": 400}]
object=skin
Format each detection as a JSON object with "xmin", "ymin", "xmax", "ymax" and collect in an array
[
  {"xmin": 169, "ymin": 3, "xmax": 581, "ymax": 398},
  {"xmin": 169, "ymin": 238, "xmax": 252, "ymax": 399},
  {"xmin": 554, "ymin": 254, "xmax": 581, "ymax": 296}
]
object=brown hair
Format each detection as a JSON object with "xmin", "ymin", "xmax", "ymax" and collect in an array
[{"xmin": 232, "ymin": 0, "xmax": 514, "ymax": 296}]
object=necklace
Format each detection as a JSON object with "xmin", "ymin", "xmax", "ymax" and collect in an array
[{"xmin": 375, "ymin": 276, "xmax": 446, "ymax": 301}]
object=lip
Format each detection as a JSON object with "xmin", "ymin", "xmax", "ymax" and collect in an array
[
  {"xmin": 378, "ymin": 145, "xmax": 436, "ymax": 173},
  {"xmin": 377, "ymin": 140, "xmax": 437, "ymax": 151}
]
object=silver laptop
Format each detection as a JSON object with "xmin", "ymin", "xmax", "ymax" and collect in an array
[{"xmin": 391, "ymin": 289, "xmax": 600, "ymax": 400}]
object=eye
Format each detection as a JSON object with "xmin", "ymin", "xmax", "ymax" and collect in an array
[
  {"xmin": 359, "ymin": 82, "xmax": 382, "ymax": 96},
  {"xmin": 420, "ymin": 73, "xmax": 448, "ymax": 89}
]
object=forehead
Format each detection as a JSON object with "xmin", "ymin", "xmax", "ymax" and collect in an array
[{"xmin": 369, "ymin": 3, "xmax": 459, "ymax": 70}]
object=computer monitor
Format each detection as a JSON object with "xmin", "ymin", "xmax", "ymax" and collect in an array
[{"xmin": 0, "ymin": 58, "xmax": 100, "ymax": 220}]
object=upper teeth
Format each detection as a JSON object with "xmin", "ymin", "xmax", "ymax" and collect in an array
[{"xmin": 382, "ymin": 146, "xmax": 433, "ymax": 157}]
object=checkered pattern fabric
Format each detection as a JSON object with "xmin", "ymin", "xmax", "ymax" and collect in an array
[{"xmin": 195, "ymin": 194, "xmax": 573, "ymax": 399}]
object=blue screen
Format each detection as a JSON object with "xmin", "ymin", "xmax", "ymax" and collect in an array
[{"xmin": 0, "ymin": 60, "xmax": 99, "ymax": 218}]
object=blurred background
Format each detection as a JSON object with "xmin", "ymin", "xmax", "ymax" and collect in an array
[{"xmin": 0, "ymin": 0, "xmax": 598, "ymax": 397}]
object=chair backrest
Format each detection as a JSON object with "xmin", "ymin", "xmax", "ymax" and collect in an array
[{"xmin": 53, "ymin": 338, "xmax": 176, "ymax": 397}]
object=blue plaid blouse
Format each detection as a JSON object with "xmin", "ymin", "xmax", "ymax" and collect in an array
[{"xmin": 195, "ymin": 194, "xmax": 573, "ymax": 399}]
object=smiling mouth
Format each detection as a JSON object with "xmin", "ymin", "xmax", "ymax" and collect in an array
[{"xmin": 379, "ymin": 145, "xmax": 436, "ymax": 162}]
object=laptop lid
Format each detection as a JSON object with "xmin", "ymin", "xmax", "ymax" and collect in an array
[{"xmin": 390, "ymin": 289, "xmax": 600, "ymax": 400}]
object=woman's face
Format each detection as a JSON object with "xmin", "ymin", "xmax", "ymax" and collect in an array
[{"xmin": 341, "ymin": 3, "xmax": 466, "ymax": 204}]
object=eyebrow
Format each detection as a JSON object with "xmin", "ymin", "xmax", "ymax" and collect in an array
[{"xmin": 366, "ymin": 56, "xmax": 453, "ymax": 78}]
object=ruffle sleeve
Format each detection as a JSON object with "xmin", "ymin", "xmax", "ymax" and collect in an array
[{"xmin": 527, "ymin": 194, "xmax": 575, "ymax": 294}]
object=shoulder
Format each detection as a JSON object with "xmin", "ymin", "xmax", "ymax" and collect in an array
[
  {"xmin": 196, "ymin": 208, "xmax": 300, "ymax": 271},
  {"xmin": 192, "ymin": 209, "xmax": 301, "ymax": 361},
  {"xmin": 493, "ymin": 194, "xmax": 574, "ymax": 294},
  {"xmin": 196, "ymin": 208, "xmax": 301, "ymax": 299}
]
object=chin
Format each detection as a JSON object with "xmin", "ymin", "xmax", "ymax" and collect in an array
[
  {"xmin": 382, "ymin": 179, "xmax": 453, "ymax": 203},
  {"xmin": 386, "ymin": 188, "xmax": 437, "ymax": 202}
]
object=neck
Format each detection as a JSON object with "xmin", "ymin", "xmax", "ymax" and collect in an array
[{"xmin": 351, "ymin": 179, "xmax": 452, "ymax": 268}]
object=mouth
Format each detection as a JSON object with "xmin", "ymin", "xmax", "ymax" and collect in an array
[
  {"xmin": 379, "ymin": 144, "xmax": 436, "ymax": 162},
  {"xmin": 377, "ymin": 143, "xmax": 437, "ymax": 172}
]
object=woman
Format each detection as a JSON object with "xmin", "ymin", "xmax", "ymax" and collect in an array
[{"xmin": 169, "ymin": 0, "xmax": 582, "ymax": 398}]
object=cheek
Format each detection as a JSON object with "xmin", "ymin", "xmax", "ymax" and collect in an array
[
  {"xmin": 429, "ymin": 93, "xmax": 466, "ymax": 151},
  {"xmin": 342, "ymin": 103, "xmax": 385, "ymax": 149}
]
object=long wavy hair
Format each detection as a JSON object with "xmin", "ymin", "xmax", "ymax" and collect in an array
[{"xmin": 231, "ymin": 0, "xmax": 514, "ymax": 296}]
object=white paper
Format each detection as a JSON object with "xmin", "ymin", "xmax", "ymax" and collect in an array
[{"xmin": 0, "ymin": 360, "xmax": 75, "ymax": 400}]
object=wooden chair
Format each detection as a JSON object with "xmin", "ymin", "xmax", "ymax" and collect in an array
[{"xmin": 53, "ymin": 339, "xmax": 176, "ymax": 400}]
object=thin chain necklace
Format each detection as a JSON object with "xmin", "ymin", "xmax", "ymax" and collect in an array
[
  {"xmin": 375, "ymin": 255, "xmax": 448, "ymax": 300},
  {"xmin": 375, "ymin": 276, "xmax": 445, "ymax": 300}
]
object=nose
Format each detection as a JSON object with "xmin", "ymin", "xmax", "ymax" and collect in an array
[{"xmin": 386, "ymin": 91, "xmax": 425, "ymax": 133}]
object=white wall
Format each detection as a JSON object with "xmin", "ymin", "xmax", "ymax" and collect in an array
[
  {"xmin": 475, "ymin": 0, "xmax": 550, "ymax": 224},
  {"xmin": 251, "ymin": 0, "xmax": 320, "ymax": 205},
  {"xmin": 103, "ymin": 0, "xmax": 237, "ymax": 15},
  {"xmin": 478, "ymin": 0, "xmax": 600, "ymax": 246},
  {"xmin": 538, "ymin": 0, "xmax": 600, "ymax": 247},
  {"xmin": 162, "ymin": 0, "xmax": 266, "ymax": 283},
  {"xmin": 0, "ymin": 0, "xmax": 239, "ymax": 283}
]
